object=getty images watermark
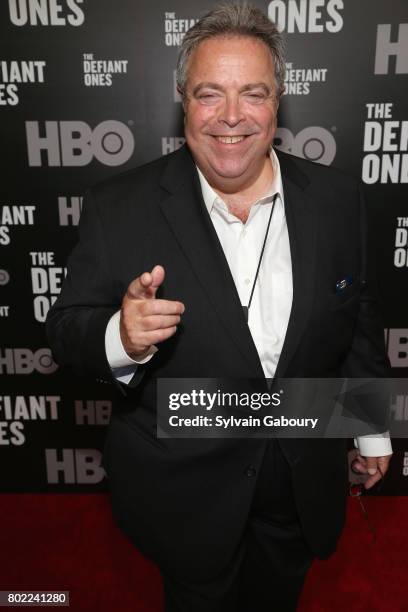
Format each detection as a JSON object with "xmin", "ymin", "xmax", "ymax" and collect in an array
[
  {"xmin": 157, "ymin": 378, "xmax": 408, "ymax": 439},
  {"xmin": 167, "ymin": 388, "xmax": 318, "ymax": 430}
]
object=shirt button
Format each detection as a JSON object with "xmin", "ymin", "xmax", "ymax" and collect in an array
[
  {"xmin": 244, "ymin": 465, "xmax": 257, "ymax": 477},
  {"xmin": 244, "ymin": 278, "xmax": 251, "ymax": 285}
]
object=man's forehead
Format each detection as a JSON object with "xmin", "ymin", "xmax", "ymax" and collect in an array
[
  {"xmin": 187, "ymin": 35, "xmax": 276, "ymax": 81},
  {"xmin": 190, "ymin": 34, "xmax": 273, "ymax": 61}
]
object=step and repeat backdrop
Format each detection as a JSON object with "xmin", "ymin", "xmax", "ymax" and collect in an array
[{"xmin": 1, "ymin": 0, "xmax": 407, "ymax": 492}]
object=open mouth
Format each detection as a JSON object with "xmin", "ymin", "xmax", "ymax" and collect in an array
[{"xmin": 213, "ymin": 135, "xmax": 248, "ymax": 144}]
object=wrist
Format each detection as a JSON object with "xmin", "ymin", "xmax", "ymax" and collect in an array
[{"xmin": 126, "ymin": 346, "xmax": 152, "ymax": 360}]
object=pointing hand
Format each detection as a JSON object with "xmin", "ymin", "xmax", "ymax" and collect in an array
[{"xmin": 120, "ymin": 265, "xmax": 185, "ymax": 359}]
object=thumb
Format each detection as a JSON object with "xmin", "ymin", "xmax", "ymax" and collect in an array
[
  {"xmin": 366, "ymin": 456, "xmax": 378, "ymax": 476},
  {"xmin": 127, "ymin": 265, "xmax": 165, "ymax": 300}
]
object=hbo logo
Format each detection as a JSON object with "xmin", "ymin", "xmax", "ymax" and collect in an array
[
  {"xmin": 0, "ymin": 348, "xmax": 58, "ymax": 374},
  {"xmin": 274, "ymin": 127, "xmax": 336, "ymax": 166},
  {"xmin": 26, "ymin": 120, "xmax": 134, "ymax": 167}
]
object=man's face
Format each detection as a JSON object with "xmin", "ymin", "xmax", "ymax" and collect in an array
[{"xmin": 183, "ymin": 35, "xmax": 279, "ymax": 192}]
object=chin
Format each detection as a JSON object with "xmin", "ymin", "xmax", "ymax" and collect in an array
[{"xmin": 209, "ymin": 161, "xmax": 249, "ymax": 180}]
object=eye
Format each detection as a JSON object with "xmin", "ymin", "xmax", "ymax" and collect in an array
[
  {"xmin": 245, "ymin": 92, "xmax": 266, "ymax": 103},
  {"xmin": 197, "ymin": 93, "xmax": 220, "ymax": 105}
]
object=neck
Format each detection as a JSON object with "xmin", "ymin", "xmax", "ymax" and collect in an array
[{"xmin": 212, "ymin": 155, "xmax": 274, "ymax": 218}]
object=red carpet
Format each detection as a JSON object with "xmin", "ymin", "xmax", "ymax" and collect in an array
[{"xmin": 0, "ymin": 494, "xmax": 407, "ymax": 611}]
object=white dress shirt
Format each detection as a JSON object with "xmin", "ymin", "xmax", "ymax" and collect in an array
[
  {"xmin": 198, "ymin": 149, "xmax": 291, "ymax": 379},
  {"xmin": 105, "ymin": 148, "xmax": 392, "ymax": 457}
]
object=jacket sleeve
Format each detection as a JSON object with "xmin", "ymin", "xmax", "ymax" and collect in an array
[
  {"xmin": 340, "ymin": 183, "xmax": 390, "ymax": 379},
  {"xmin": 46, "ymin": 189, "xmax": 126, "ymax": 386},
  {"xmin": 340, "ymin": 183, "xmax": 392, "ymax": 447}
]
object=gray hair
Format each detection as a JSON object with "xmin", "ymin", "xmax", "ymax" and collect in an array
[{"xmin": 176, "ymin": 2, "xmax": 286, "ymax": 99}]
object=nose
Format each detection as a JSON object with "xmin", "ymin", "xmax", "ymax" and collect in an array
[{"xmin": 218, "ymin": 93, "xmax": 245, "ymax": 128}]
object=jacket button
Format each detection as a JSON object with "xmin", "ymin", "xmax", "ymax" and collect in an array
[{"xmin": 244, "ymin": 465, "xmax": 256, "ymax": 477}]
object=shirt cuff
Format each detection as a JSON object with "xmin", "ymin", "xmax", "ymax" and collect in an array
[
  {"xmin": 354, "ymin": 432, "xmax": 393, "ymax": 457},
  {"xmin": 105, "ymin": 310, "xmax": 157, "ymax": 368}
]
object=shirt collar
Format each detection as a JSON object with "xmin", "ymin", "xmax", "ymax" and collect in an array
[{"xmin": 196, "ymin": 147, "xmax": 284, "ymax": 216}]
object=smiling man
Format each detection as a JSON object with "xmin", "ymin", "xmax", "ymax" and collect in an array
[{"xmin": 46, "ymin": 4, "xmax": 392, "ymax": 612}]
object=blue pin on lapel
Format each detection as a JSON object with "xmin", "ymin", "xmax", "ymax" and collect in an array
[{"xmin": 335, "ymin": 275, "xmax": 353, "ymax": 293}]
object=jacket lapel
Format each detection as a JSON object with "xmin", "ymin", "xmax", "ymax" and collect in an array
[
  {"xmin": 159, "ymin": 146, "xmax": 264, "ymax": 378},
  {"xmin": 274, "ymin": 150, "xmax": 317, "ymax": 379}
]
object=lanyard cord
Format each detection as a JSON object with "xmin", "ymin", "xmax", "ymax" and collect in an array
[{"xmin": 242, "ymin": 192, "xmax": 279, "ymax": 323}]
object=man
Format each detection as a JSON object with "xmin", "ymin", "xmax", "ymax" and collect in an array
[{"xmin": 46, "ymin": 4, "xmax": 392, "ymax": 611}]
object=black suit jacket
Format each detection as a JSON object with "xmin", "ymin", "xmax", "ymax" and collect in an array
[{"xmin": 46, "ymin": 145, "xmax": 390, "ymax": 581}]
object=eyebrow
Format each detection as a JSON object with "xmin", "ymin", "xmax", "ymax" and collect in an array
[
  {"xmin": 192, "ymin": 82, "xmax": 272, "ymax": 96},
  {"xmin": 240, "ymin": 83, "xmax": 272, "ymax": 95}
]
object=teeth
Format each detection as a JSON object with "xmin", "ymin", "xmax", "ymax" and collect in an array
[{"xmin": 216, "ymin": 136, "xmax": 245, "ymax": 144}]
